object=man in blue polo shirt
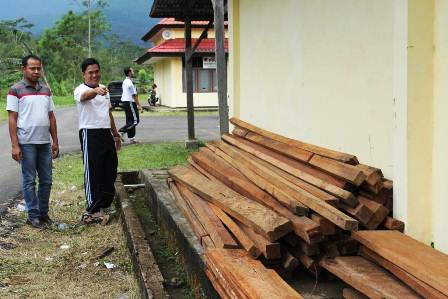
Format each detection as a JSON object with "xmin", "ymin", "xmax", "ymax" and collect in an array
[{"xmin": 7, "ymin": 54, "xmax": 59, "ymax": 229}]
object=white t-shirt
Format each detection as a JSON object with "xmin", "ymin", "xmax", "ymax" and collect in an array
[
  {"xmin": 74, "ymin": 83, "xmax": 111, "ymax": 129},
  {"xmin": 120, "ymin": 77, "xmax": 137, "ymax": 102}
]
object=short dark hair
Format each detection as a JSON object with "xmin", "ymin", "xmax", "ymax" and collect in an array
[
  {"xmin": 81, "ymin": 58, "xmax": 100, "ymax": 72},
  {"xmin": 124, "ymin": 67, "xmax": 132, "ymax": 76},
  {"xmin": 22, "ymin": 54, "xmax": 42, "ymax": 67}
]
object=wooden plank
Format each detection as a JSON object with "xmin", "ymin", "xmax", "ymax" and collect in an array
[
  {"xmin": 358, "ymin": 196, "xmax": 389, "ymax": 230},
  {"xmin": 230, "ymin": 117, "xmax": 358, "ymax": 164},
  {"xmin": 215, "ymin": 140, "xmax": 359, "ymax": 231},
  {"xmin": 236, "ymin": 219, "xmax": 281, "ymax": 260},
  {"xmin": 169, "ymin": 165, "xmax": 292, "ymax": 242},
  {"xmin": 288, "ymin": 246, "xmax": 320, "ymax": 276},
  {"xmin": 205, "ymin": 268, "xmax": 233, "ymax": 299},
  {"xmin": 355, "ymin": 164, "xmax": 383, "ymax": 186},
  {"xmin": 339, "ymin": 203, "xmax": 373, "ymax": 225},
  {"xmin": 297, "ymin": 239, "xmax": 320, "ymax": 256},
  {"xmin": 381, "ymin": 216, "xmax": 405, "ymax": 232},
  {"xmin": 206, "ymin": 143, "xmax": 323, "ymax": 244},
  {"xmin": 221, "ymin": 135, "xmax": 356, "ymax": 203},
  {"xmin": 309, "ymin": 155, "xmax": 366, "ymax": 186},
  {"xmin": 311, "ymin": 214, "xmax": 337, "ymax": 236},
  {"xmin": 168, "ymin": 181, "xmax": 213, "ymax": 245},
  {"xmin": 206, "ymin": 249, "xmax": 304, "ymax": 299},
  {"xmin": 206, "ymin": 257, "xmax": 248, "ymax": 299},
  {"xmin": 342, "ymin": 288, "xmax": 368, "ymax": 299},
  {"xmin": 222, "ymin": 135, "xmax": 349, "ymax": 189},
  {"xmin": 359, "ymin": 246, "xmax": 448, "ymax": 299},
  {"xmin": 232, "ymin": 126, "xmax": 248, "ymax": 137},
  {"xmin": 240, "ymin": 130, "xmax": 313, "ymax": 163},
  {"xmin": 192, "ymin": 149, "xmax": 309, "ymax": 216},
  {"xmin": 282, "ymin": 251, "xmax": 300, "ymax": 273},
  {"xmin": 209, "ymin": 203, "xmax": 261, "ymax": 258},
  {"xmin": 220, "ymin": 144, "xmax": 342, "ymax": 207},
  {"xmin": 320, "ymin": 256, "xmax": 421, "ymax": 298},
  {"xmin": 352, "ymin": 230, "xmax": 448, "ymax": 296},
  {"xmin": 177, "ymin": 183, "xmax": 239, "ymax": 249}
]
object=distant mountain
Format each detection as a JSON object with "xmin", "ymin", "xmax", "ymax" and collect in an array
[{"xmin": 0, "ymin": 0, "xmax": 161, "ymax": 45}]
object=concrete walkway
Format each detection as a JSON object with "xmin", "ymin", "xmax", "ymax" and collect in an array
[{"xmin": 0, "ymin": 106, "xmax": 220, "ymax": 214}]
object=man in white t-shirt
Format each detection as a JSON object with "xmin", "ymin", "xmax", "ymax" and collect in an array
[
  {"xmin": 74, "ymin": 58, "xmax": 121, "ymax": 224},
  {"xmin": 7, "ymin": 54, "xmax": 59, "ymax": 229},
  {"xmin": 118, "ymin": 67, "xmax": 141, "ymax": 144}
]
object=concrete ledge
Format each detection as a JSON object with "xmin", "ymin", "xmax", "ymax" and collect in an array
[
  {"xmin": 115, "ymin": 172, "xmax": 168, "ymax": 299},
  {"xmin": 141, "ymin": 169, "xmax": 219, "ymax": 299}
]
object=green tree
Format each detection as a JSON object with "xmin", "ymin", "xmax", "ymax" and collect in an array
[
  {"xmin": 0, "ymin": 18, "xmax": 35, "ymax": 96},
  {"xmin": 37, "ymin": 10, "xmax": 110, "ymax": 95}
]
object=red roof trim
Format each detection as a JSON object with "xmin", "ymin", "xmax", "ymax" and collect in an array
[{"xmin": 147, "ymin": 38, "xmax": 228, "ymax": 54}]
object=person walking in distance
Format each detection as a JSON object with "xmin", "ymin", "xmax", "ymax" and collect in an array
[
  {"xmin": 118, "ymin": 67, "xmax": 141, "ymax": 144},
  {"xmin": 7, "ymin": 54, "xmax": 59, "ymax": 229},
  {"xmin": 74, "ymin": 58, "xmax": 121, "ymax": 224}
]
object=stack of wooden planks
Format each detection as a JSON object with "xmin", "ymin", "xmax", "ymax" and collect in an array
[{"xmin": 168, "ymin": 117, "xmax": 448, "ymax": 299}]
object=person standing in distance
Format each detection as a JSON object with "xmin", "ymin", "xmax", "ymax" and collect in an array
[
  {"xmin": 7, "ymin": 54, "xmax": 59, "ymax": 229},
  {"xmin": 118, "ymin": 67, "xmax": 141, "ymax": 144},
  {"xmin": 74, "ymin": 58, "xmax": 121, "ymax": 224}
]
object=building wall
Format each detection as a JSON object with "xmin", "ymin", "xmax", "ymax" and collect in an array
[
  {"xmin": 229, "ymin": 0, "xmax": 448, "ymax": 252},
  {"xmin": 153, "ymin": 57, "xmax": 219, "ymax": 108},
  {"xmin": 432, "ymin": 0, "xmax": 448, "ymax": 253},
  {"xmin": 233, "ymin": 0, "xmax": 395, "ymax": 176}
]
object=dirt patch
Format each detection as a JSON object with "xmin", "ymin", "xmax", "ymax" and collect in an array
[{"xmin": 0, "ymin": 186, "xmax": 139, "ymax": 298}]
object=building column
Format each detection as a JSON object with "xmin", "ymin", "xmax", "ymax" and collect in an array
[{"xmin": 393, "ymin": 0, "xmax": 434, "ymax": 246}]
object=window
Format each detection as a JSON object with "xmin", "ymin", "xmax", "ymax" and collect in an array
[{"xmin": 182, "ymin": 57, "xmax": 217, "ymax": 93}]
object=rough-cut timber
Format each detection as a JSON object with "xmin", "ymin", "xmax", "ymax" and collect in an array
[
  {"xmin": 192, "ymin": 148, "xmax": 308, "ymax": 215},
  {"xmin": 355, "ymin": 164, "xmax": 383, "ymax": 186},
  {"xmin": 206, "ymin": 248, "xmax": 304, "ymax": 299},
  {"xmin": 221, "ymin": 135, "xmax": 356, "ymax": 202},
  {"xmin": 352, "ymin": 230, "xmax": 448, "ymax": 296},
  {"xmin": 359, "ymin": 246, "xmax": 448, "ymax": 299},
  {"xmin": 236, "ymin": 219, "xmax": 281, "ymax": 260},
  {"xmin": 207, "ymin": 143, "xmax": 323, "ymax": 244},
  {"xmin": 236, "ymin": 130, "xmax": 313, "ymax": 163},
  {"xmin": 309, "ymin": 155, "xmax": 366, "ymax": 186},
  {"xmin": 177, "ymin": 183, "xmax": 239, "ymax": 249},
  {"xmin": 169, "ymin": 165, "xmax": 292, "ymax": 242},
  {"xmin": 320, "ymin": 256, "xmax": 421, "ymax": 298},
  {"xmin": 230, "ymin": 117, "xmax": 359, "ymax": 164},
  {"xmin": 217, "ymin": 143, "xmax": 342, "ymax": 207},
  {"xmin": 215, "ymin": 140, "xmax": 358, "ymax": 231},
  {"xmin": 381, "ymin": 216, "xmax": 405, "ymax": 232},
  {"xmin": 169, "ymin": 181, "xmax": 213, "ymax": 246},
  {"xmin": 209, "ymin": 203, "xmax": 261, "ymax": 258},
  {"xmin": 357, "ymin": 196, "xmax": 389, "ymax": 229},
  {"xmin": 342, "ymin": 288, "xmax": 368, "ymax": 299}
]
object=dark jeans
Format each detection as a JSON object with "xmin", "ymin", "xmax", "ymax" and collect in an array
[{"xmin": 20, "ymin": 143, "xmax": 52, "ymax": 219}]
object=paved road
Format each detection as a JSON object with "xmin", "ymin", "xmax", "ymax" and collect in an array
[{"xmin": 0, "ymin": 106, "xmax": 220, "ymax": 213}]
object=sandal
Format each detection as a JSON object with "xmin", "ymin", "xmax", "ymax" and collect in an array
[{"xmin": 80, "ymin": 212, "xmax": 103, "ymax": 225}]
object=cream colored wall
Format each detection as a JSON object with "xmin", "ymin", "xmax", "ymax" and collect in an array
[
  {"xmin": 153, "ymin": 58, "xmax": 219, "ymax": 108},
  {"xmin": 403, "ymin": 0, "xmax": 434, "ymax": 246},
  {"xmin": 236, "ymin": 0, "xmax": 394, "ymax": 176},
  {"xmin": 230, "ymin": 0, "xmax": 447, "ymax": 251},
  {"xmin": 432, "ymin": 0, "xmax": 448, "ymax": 253}
]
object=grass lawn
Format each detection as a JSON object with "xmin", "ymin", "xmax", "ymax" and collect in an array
[
  {"xmin": 0, "ymin": 95, "xmax": 75, "ymax": 122},
  {"xmin": 0, "ymin": 142, "xmax": 196, "ymax": 298}
]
